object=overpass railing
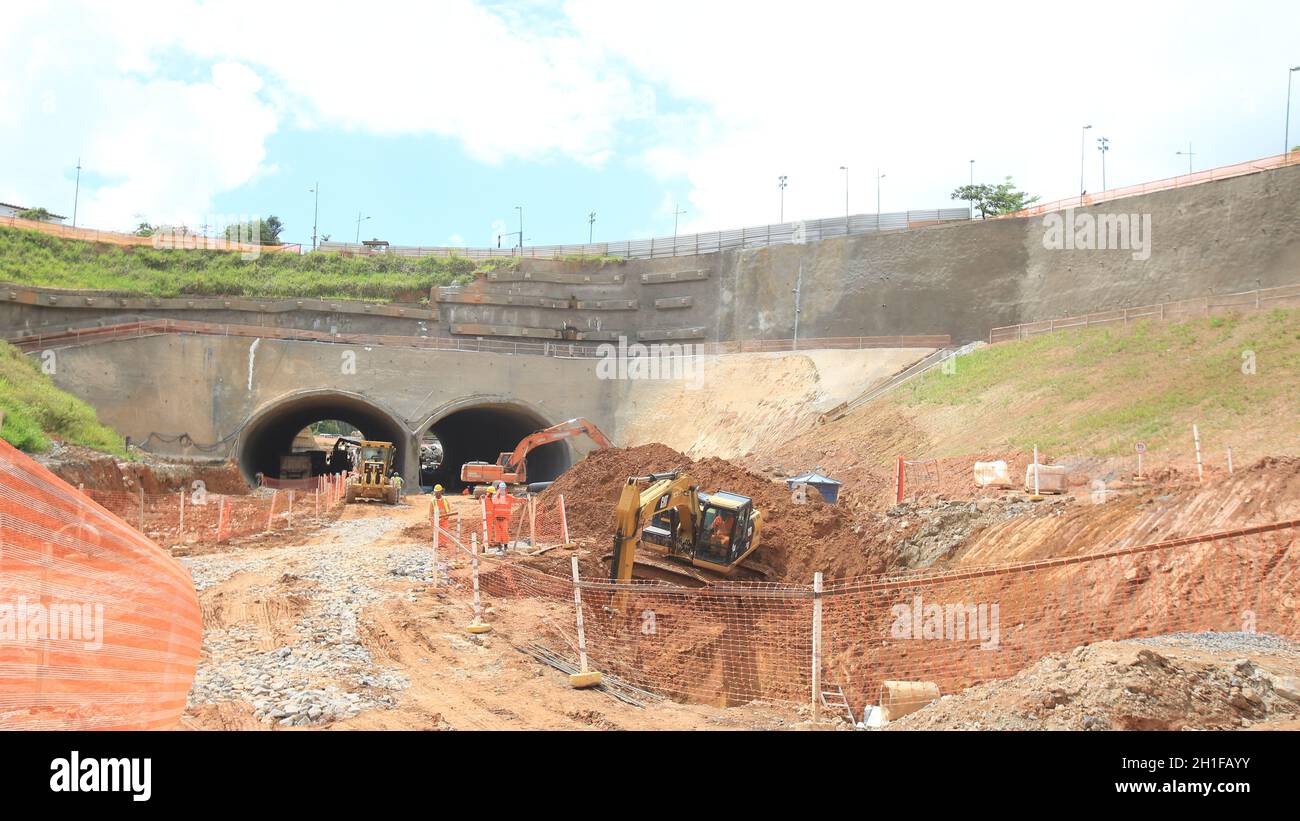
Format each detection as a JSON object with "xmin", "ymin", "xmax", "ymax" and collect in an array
[
  {"xmin": 999, "ymin": 150, "xmax": 1300, "ymax": 219},
  {"xmin": 319, "ymin": 209, "xmax": 972, "ymax": 260},
  {"xmin": 989, "ymin": 282, "xmax": 1300, "ymax": 343},
  {"xmin": 3, "ymin": 317, "xmax": 949, "ymax": 357}
]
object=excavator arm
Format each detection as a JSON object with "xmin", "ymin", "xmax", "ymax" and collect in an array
[
  {"xmin": 500, "ymin": 418, "xmax": 613, "ymax": 475},
  {"xmin": 609, "ymin": 472, "xmax": 699, "ymax": 584}
]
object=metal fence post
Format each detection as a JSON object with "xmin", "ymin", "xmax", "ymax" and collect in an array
[{"xmin": 811, "ymin": 571, "xmax": 824, "ymax": 721}]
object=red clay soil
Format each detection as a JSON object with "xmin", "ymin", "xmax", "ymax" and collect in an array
[
  {"xmin": 538, "ymin": 444, "xmax": 887, "ymax": 582},
  {"xmin": 41, "ymin": 444, "xmax": 249, "ymax": 494}
]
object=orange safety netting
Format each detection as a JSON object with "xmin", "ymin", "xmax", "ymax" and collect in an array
[
  {"xmin": 0, "ymin": 438, "xmax": 201, "ymax": 729},
  {"xmin": 469, "ymin": 520, "xmax": 1297, "ymax": 713},
  {"xmin": 448, "ymin": 493, "xmax": 571, "ymax": 551},
  {"xmin": 82, "ymin": 474, "xmax": 347, "ymax": 548}
]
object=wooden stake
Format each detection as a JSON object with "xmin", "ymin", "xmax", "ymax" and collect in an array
[
  {"xmin": 1193, "ymin": 424, "xmax": 1204, "ymax": 482},
  {"xmin": 812, "ymin": 571, "xmax": 824, "ymax": 721},
  {"xmin": 559, "ymin": 494, "xmax": 570, "ymax": 545}
]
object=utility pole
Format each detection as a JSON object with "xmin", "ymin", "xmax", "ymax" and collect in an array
[
  {"xmin": 1176, "ymin": 143, "xmax": 1196, "ymax": 174},
  {"xmin": 514, "ymin": 206, "xmax": 523, "ymax": 253},
  {"xmin": 1096, "ymin": 136, "xmax": 1110, "ymax": 191},
  {"xmin": 672, "ymin": 205, "xmax": 686, "ymax": 252},
  {"xmin": 792, "ymin": 263, "xmax": 803, "ymax": 351},
  {"xmin": 588, "ymin": 211, "xmax": 596, "ymax": 244},
  {"xmin": 72, "ymin": 157, "xmax": 81, "ymax": 229},
  {"xmin": 1288, "ymin": 66, "xmax": 1300, "ymax": 158},
  {"xmin": 838, "ymin": 166, "xmax": 849, "ymax": 233},
  {"xmin": 778, "ymin": 175, "xmax": 788, "ymax": 222},
  {"xmin": 355, "ymin": 211, "xmax": 370, "ymax": 244},
  {"xmin": 309, "ymin": 182, "xmax": 319, "ymax": 251}
]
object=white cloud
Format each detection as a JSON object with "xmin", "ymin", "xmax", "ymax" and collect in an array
[
  {"xmin": 567, "ymin": 0, "xmax": 1300, "ymax": 233},
  {"xmin": 3, "ymin": 0, "xmax": 1297, "ymax": 237}
]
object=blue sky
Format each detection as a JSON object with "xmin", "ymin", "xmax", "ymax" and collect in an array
[{"xmin": 4, "ymin": 0, "xmax": 1299, "ymax": 249}]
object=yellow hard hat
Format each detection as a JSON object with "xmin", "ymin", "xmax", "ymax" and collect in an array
[{"xmin": 434, "ymin": 484, "xmax": 444, "ymax": 492}]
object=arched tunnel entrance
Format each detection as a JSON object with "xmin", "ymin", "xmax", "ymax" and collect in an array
[
  {"xmin": 422, "ymin": 403, "xmax": 571, "ymax": 491},
  {"xmin": 238, "ymin": 392, "xmax": 410, "ymax": 485}
]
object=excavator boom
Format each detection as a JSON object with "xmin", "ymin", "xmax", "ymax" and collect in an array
[{"xmin": 460, "ymin": 417, "xmax": 613, "ymax": 486}]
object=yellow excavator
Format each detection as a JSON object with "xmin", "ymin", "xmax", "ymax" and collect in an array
[{"xmin": 608, "ymin": 471, "xmax": 765, "ymax": 586}]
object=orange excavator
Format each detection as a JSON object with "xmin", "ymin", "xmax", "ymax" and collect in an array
[{"xmin": 460, "ymin": 417, "xmax": 613, "ymax": 491}]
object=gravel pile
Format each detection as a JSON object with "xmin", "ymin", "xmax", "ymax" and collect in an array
[{"xmin": 186, "ymin": 515, "xmax": 431, "ymax": 726}]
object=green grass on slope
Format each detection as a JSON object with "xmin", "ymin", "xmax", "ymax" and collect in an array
[
  {"xmin": 897, "ymin": 308, "xmax": 1300, "ymax": 455},
  {"xmin": 0, "ymin": 341, "xmax": 127, "ymax": 455},
  {"xmin": 0, "ymin": 225, "xmax": 487, "ymax": 302}
]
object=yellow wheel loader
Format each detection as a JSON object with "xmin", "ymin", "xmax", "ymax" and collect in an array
[
  {"xmin": 607, "ymin": 471, "xmax": 766, "ymax": 586},
  {"xmin": 345, "ymin": 440, "xmax": 400, "ymax": 505}
]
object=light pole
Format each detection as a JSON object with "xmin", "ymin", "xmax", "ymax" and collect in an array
[
  {"xmin": 968, "ymin": 159, "xmax": 974, "ymax": 219},
  {"xmin": 309, "ymin": 182, "xmax": 319, "ymax": 251},
  {"xmin": 1080, "ymin": 124, "xmax": 1092, "ymax": 199},
  {"xmin": 778, "ymin": 175, "xmax": 788, "ymax": 222},
  {"xmin": 588, "ymin": 211, "xmax": 596, "ymax": 244},
  {"xmin": 1284, "ymin": 66, "xmax": 1294, "ymax": 157},
  {"xmin": 672, "ymin": 205, "xmax": 686, "ymax": 249},
  {"xmin": 514, "ymin": 206, "xmax": 523, "ymax": 253},
  {"xmin": 1176, "ymin": 143, "xmax": 1196, "ymax": 174},
  {"xmin": 72, "ymin": 157, "xmax": 82, "ymax": 226},
  {"xmin": 839, "ymin": 166, "xmax": 849, "ymax": 232},
  {"xmin": 876, "ymin": 169, "xmax": 885, "ymax": 230},
  {"xmin": 1096, "ymin": 136, "xmax": 1110, "ymax": 191},
  {"xmin": 354, "ymin": 211, "xmax": 370, "ymax": 244}
]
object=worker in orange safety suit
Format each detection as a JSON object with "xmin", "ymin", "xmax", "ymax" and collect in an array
[{"xmin": 484, "ymin": 481, "xmax": 523, "ymax": 551}]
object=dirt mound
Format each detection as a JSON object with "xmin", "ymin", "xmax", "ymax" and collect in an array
[
  {"xmin": 889, "ymin": 633, "xmax": 1300, "ymax": 730},
  {"xmin": 37, "ymin": 443, "xmax": 248, "ymax": 494},
  {"xmin": 539, "ymin": 444, "xmax": 884, "ymax": 582}
]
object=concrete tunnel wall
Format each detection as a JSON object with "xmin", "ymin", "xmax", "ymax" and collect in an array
[{"xmin": 42, "ymin": 333, "xmax": 612, "ymax": 487}]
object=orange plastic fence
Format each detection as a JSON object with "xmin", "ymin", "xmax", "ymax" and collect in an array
[
  {"xmin": 82, "ymin": 473, "xmax": 346, "ymax": 548},
  {"xmin": 0, "ymin": 438, "xmax": 201, "ymax": 729},
  {"xmin": 470, "ymin": 519, "xmax": 1297, "ymax": 714},
  {"xmin": 0, "ymin": 215, "xmax": 301, "ymax": 254},
  {"xmin": 446, "ymin": 493, "xmax": 571, "ymax": 552}
]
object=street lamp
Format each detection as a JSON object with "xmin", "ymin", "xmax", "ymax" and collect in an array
[
  {"xmin": 1096, "ymin": 136, "xmax": 1110, "ymax": 191},
  {"xmin": 968, "ymin": 159, "xmax": 974, "ymax": 219},
  {"xmin": 309, "ymin": 182, "xmax": 319, "ymax": 251},
  {"xmin": 72, "ymin": 157, "xmax": 81, "ymax": 229},
  {"xmin": 588, "ymin": 211, "xmax": 596, "ymax": 244},
  {"xmin": 1080, "ymin": 124, "xmax": 1092, "ymax": 199},
  {"xmin": 1284, "ymin": 66, "xmax": 1294, "ymax": 159},
  {"xmin": 672, "ymin": 205, "xmax": 686, "ymax": 247},
  {"xmin": 778, "ymin": 175, "xmax": 788, "ymax": 222},
  {"xmin": 514, "ymin": 206, "xmax": 523, "ymax": 253},
  {"xmin": 838, "ymin": 166, "xmax": 849, "ymax": 231},
  {"xmin": 354, "ymin": 211, "xmax": 370, "ymax": 244},
  {"xmin": 1176, "ymin": 143, "xmax": 1196, "ymax": 174},
  {"xmin": 876, "ymin": 169, "xmax": 885, "ymax": 230}
]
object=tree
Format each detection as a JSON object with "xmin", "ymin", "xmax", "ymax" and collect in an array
[
  {"xmin": 951, "ymin": 177, "xmax": 1039, "ymax": 218},
  {"xmin": 134, "ymin": 222, "xmax": 155, "ymax": 237},
  {"xmin": 16, "ymin": 207, "xmax": 53, "ymax": 222},
  {"xmin": 224, "ymin": 215, "xmax": 284, "ymax": 245}
]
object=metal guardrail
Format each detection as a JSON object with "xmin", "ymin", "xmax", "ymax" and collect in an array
[
  {"xmin": 989, "ymin": 283, "xmax": 1300, "ymax": 344},
  {"xmin": 319, "ymin": 209, "xmax": 971, "ymax": 260},
  {"xmin": 999, "ymin": 151, "xmax": 1300, "ymax": 219},
  {"xmin": 4, "ymin": 318, "xmax": 949, "ymax": 358}
]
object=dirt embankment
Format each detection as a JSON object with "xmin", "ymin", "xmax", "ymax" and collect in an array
[
  {"xmin": 538, "ymin": 444, "xmax": 888, "ymax": 582},
  {"xmin": 36, "ymin": 443, "xmax": 248, "ymax": 494},
  {"xmin": 889, "ymin": 634, "xmax": 1300, "ymax": 731}
]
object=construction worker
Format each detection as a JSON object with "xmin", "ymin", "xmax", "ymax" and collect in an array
[
  {"xmin": 431, "ymin": 484, "xmax": 456, "ymax": 522},
  {"xmin": 485, "ymin": 480, "xmax": 519, "ymax": 551},
  {"xmin": 389, "ymin": 471, "xmax": 404, "ymax": 503},
  {"xmin": 709, "ymin": 509, "xmax": 734, "ymax": 550}
]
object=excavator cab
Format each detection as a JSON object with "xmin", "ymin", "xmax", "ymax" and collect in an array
[{"xmin": 696, "ymin": 492, "xmax": 757, "ymax": 565}]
